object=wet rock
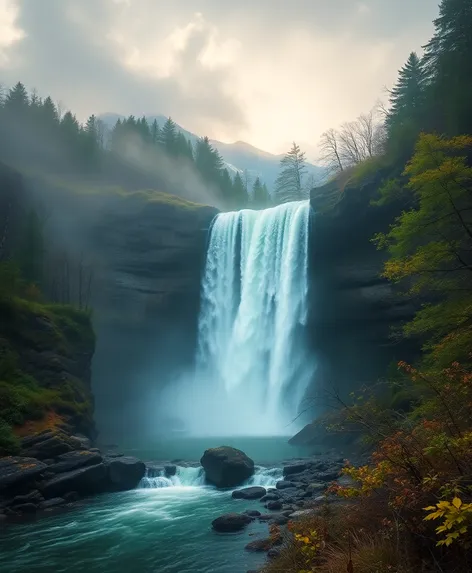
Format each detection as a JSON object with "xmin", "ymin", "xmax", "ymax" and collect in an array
[
  {"xmin": 21, "ymin": 431, "xmax": 82, "ymax": 460},
  {"xmin": 258, "ymin": 514, "xmax": 276, "ymax": 521},
  {"xmin": 270, "ymin": 515, "xmax": 289, "ymax": 525},
  {"xmin": 12, "ymin": 490, "xmax": 43, "ymax": 506},
  {"xmin": 268, "ymin": 548, "xmax": 281, "ymax": 559},
  {"xmin": 260, "ymin": 493, "xmax": 280, "ymax": 502},
  {"xmin": 40, "ymin": 497, "xmax": 66, "ymax": 509},
  {"xmin": 0, "ymin": 457, "xmax": 47, "ymax": 491},
  {"xmin": 283, "ymin": 463, "xmax": 309, "ymax": 477},
  {"xmin": 265, "ymin": 500, "xmax": 283, "ymax": 511},
  {"xmin": 14, "ymin": 503, "xmax": 37, "ymax": 514},
  {"xmin": 72, "ymin": 435, "xmax": 92, "ymax": 450},
  {"xmin": 316, "ymin": 470, "xmax": 340, "ymax": 482},
  {"xmin": 211, "ymin": 513, "xmax": 253, "ymax": 532},
  {"xmin": 306, "ymin": 482, "xmax": 326, "ymax": 493},
  {"xmin": 105, "ymin": 457, "xmax": 146, "ymax": 491},
  {"xmin": 63, "ymin": 491, "xmax": 79, "ymax": 502},
  {"xmin": 232, "ymin": 487, "xmax": 266, "ymax": 500},
  {"xmin": 289, "ymin": 509, "xmax": 319, "ymax": 519},
  {"xmin": 41, "ymin": 463, "xmax": 107, "ymax": 498},
  {"xmin": 244, "ymin": 510, "xmax": 261, "ymax": 517},
  {"xmin": 48, "ymin": 451, "xmax": 102, "ymax": 474},
  {"xmin": 164, "ymin": 465, "xmax": 177, "ymax": 477},
  {"xmin": 276, "ymin": 480, "xmax": 296, "ymax": 490},
  {"xmin": 201, "ymin": 447, "xmax": 254, "ymax": 488},
  {"xmin": 245, "ymin": 538, "xmax": 273, "ymax": 552}
]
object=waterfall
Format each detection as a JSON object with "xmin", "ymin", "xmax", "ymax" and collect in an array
[
  {"xmin": 140, "ymin": 466, "xmax": 206, "ymax": 489},
  {"xmin": 139, "ymin": 465, "xmax": 282, "ymax": 489},
  {"xmin": 187, "ymin": 200, "xmax": 314, "ymax": 436}
]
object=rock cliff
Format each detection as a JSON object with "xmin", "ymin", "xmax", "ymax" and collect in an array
[{"xmin": 307, "ymin": 173, "xmax": 418, "ymax": 406}]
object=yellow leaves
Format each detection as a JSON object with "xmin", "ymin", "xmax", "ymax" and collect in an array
[
  {"xmin": 423, "ymin": 497, "xmax": 472, "ymax": 547},
  {"xmin": 452, "ymin": 497, "xmax": 462, "ymax": 509}
]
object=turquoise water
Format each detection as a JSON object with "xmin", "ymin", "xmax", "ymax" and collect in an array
[
  {"xmin": 0, "ymin": 438, "xmax": 309, "ymax": 573},
  {"xmin": 117, "ymin": 435, "xmax": 310, "ymax": 464},
  {"xmin": 0, "ymin": 486, "xmax": 273, "ymax": 573}
]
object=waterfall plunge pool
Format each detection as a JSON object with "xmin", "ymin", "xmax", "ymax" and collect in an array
[{"xmin": 1, "ymin": 437, "xmax": 314, "ymax": 573}]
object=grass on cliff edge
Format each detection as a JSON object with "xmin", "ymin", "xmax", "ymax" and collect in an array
[
  {"xmin": 20, "ymin": 168, "xmax": 210, "ymax": 211},
  {"xmin": 0, "ymin": 289, "xmax": 95, "ymax": 456}
]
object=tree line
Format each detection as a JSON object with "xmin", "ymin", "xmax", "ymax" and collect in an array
[
  {"xmin": 0, "ymin": 83, "xmax": 274, "ymax": 211},
  {"xmin": 319, "ymin": 0, "xmax": 472, "ymax": 174}
]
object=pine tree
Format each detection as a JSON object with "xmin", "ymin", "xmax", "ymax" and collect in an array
[
  {"xmin": 274, "ymin": 142, "xmax": 307, "ymax": 203},
  {"xmin": 252, "ymin": 177, "xmax": 270, "ymax": 209},
  {"xmin": 195, "ymin": 136, "xmax": 224, "ymax": 185},
  {"xmin": 4, "ymin": 82, "xmax": 29, "ymax": 115},
  {"xmin": 82, "ymin": 115, "xmax": 100, "ymax": 169},
  {"xmin": 423, "ymin": 0, "xmax": 472, "ymax": 134},
  {"xmin": 176, "ymin": 132, "xmax": 192, "ymax": 160},
  {"xmin": 387, "ymin": 53, "xmax": 427, "ymax": 130},
  {"xmin": 150, "ymin": 119, "xmax": 160, "ymax": 146},
  {"xmin": 232, "ymin": 172, "xmax": 248, "ymax": 208},
  {"xmin": 386, "ymin": 52, "xmax": 428, "ymax": 158},
  {"xmin": 60, "ymin": 111, "xmax": 81, "ymax": 152},
  {"xmin": 160, "ymin": 117, "xmax": 178, "ymax": 155}
]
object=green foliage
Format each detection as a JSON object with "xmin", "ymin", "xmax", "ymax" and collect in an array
[
  {"xmin": 349, "ymin": 155, "xmax": 388, "ymax": 186},
  {"xmin": 373, "ymin": 134, "xmax": 472, "ymax": 366}
]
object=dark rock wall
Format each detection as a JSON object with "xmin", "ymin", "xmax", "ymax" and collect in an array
[{"xmin": 307, "ymin": 176, "xmax": 418, "ymax": 408}]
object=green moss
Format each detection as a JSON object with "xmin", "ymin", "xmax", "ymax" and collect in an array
[
  {"xmin": 349, "ymin": 156, "xmax": 390, "ymax": 186},
  {"xmin": 21, "ymin": 169, "xmax": 209, "ymax": 210},
  {"xmin": 0, "ymin": 291, "xmax": 95, "ymax": 439}
]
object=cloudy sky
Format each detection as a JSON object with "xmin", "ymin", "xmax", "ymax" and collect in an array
[{"xmin": 0, "ymin": 0, "xmax": 439, "ymax": 157}]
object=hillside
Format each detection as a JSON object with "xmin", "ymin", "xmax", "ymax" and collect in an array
[{"xmin": 99, "ymin": 113, "xmax": 326, "ymax": 189}]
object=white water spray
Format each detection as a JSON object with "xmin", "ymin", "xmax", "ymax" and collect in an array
[{"xmin": 179, "ymin": 200, "xmax": 314, "ymax": 436}]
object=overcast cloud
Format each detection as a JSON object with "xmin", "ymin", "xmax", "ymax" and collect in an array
[{"xmin": 0, "ymin": 0, "xmax": 439, "ymax": 156}]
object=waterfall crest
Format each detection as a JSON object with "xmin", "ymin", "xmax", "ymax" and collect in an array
[{"xmin": 189, "ymin": 200, "xmax": 314, "ymax": 436}]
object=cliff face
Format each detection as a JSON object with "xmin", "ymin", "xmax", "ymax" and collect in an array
[
  {"xmin": 84, "ymin": 192, "xmax": 218, "ymax": 442},
  {"xmin": 307, "ymin": 174, "xmax": 418, "ymax": 406}
]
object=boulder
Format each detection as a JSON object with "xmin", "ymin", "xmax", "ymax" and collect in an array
[
  {"xmin": 232, "ymin": 487, "xmax": 266, "ymax": 500},
  {"xmin": 201, "ymin": 447, "xmax": 254, "ymax": 488},
  {"xmin": 276, "ymin": 480, "xmax": 296, "ymax": 490},
  {"xmin": 245, "ymin": 538, "xmax": 273, "ymax": 552},
  {"xmin": 164, "ymin": 465, "xmax": 177, "ymax": 477},
  {"xmin": 41, "ymin": 463, "xmax": 107, "ymax": 498},
  {"xmin": 244, "ymin": 510, "xmax": 261, "ymax": 517},
  {"xmin": 0, "ymin": 457, "xmax": 47, "ymax": 491},
  {"xmin": 48, "ymin": 451, "xmax": 102, "ymax": 474},
  {"xmin": 260, "ymin": 493, "xmax": 280, "ymax": 502},
  {"xmin": 270, "ymin": 515, "xmax": 289, "ymax": 525},
  {"xmin": 211, "ymin": 513, "xmax": 253, "ymax": 532},
  {"xmin": 283, "ymin": 463, "xmax": 309, "ymax": 477},
  {"xmin": 265, "ymin": 500, "xmax": 283, "ymax": 511},
  {"xmin": 105, "ymin": 457, "xmax": 146, "ymax": 491}
]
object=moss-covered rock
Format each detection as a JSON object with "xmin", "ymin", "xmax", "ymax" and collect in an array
[{"xmin": 0, "ymin": 296, "xmax": 95, "ymax": 454}]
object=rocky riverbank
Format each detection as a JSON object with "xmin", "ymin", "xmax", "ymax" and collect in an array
[
  {"xmin": 208, "ymin": 450, "xmax": 351, "ymax": 571},
  {"xmin": 0, "ymin": 429, "xmax": 145, "ymax": 524}
]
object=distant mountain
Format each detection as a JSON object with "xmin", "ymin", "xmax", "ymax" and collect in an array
[{"xmin": 99, "ymin": 113, "xmax": 326, "ymax": 190}]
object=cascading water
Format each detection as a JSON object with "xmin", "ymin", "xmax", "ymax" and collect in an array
[
  {"xmin": 139, "ymin": 465, "xmax": 283, "ymax": 489},
  {"xmin": 181, "ymin": 200, "xmax": 315, "ymax": 436}
]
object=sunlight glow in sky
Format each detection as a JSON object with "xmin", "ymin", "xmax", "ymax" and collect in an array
[{"xmin": 0, "ymin": 0, "xmax": 439, "ymax": 157}]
